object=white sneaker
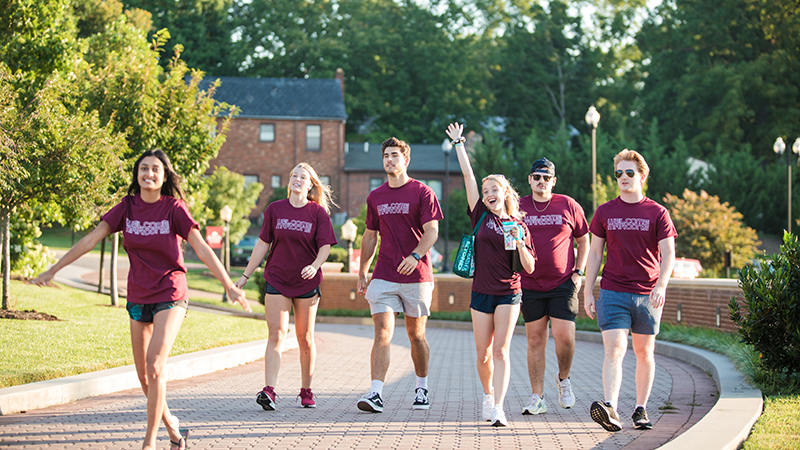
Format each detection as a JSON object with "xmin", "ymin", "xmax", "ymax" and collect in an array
[
  {"xmin": 482, "ymin": 393, "xmax": 494, "ymax": 422},
  {"xmin": 490, "ymin": 405, "xmax": 508, "ymax": 427},
  {"xmin": 554, "ymin": 373, "xmax": 575, "ymax": 409},
  {"xmin": 522, "ymin": 393, "xmax": 547, "ymax": 415}
]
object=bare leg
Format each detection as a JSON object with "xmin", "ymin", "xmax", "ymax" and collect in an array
[
  {"xmin": 471, "ymin": 309, "xmax": 495, "ymax": 395},
  {"xmin": 524, "ymin": 316, "xmax": 549, "ymax": 396},
  {"xmin": 631, "ymin": 333, "xmax": 656, "ymax": 407},
  {"xmin": 550, "ymin": 317, "xmax": 576, "ymax": 380},
  {"xmin": 601, "ymin": 329, "xmax": 629, "ymax": 408},
  {"xmin": 491, "ymin": 304, "xmax": 520, "ymax": 406},
  {"xmin": 133, "ymin": 307, "xmax": 185, "ymax": 450},
  {"xmin": 264, "ymin": 294, "xmax": 293, "ymax": 387},
  {"xmin": 405, "ymin": 315, "xmax": 429, "ymax": 377},
  {"xmin": 292, "ymin": 295, "xmax": 320, "ymax": 388},
  {"xmin": 370, "ymin": 312, "xmax": 396, "ymax": 381}
]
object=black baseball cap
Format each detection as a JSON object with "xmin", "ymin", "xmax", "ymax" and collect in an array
[{"xmin": 530, "ymin": 157, "xmax": 555, "ymax": 176}]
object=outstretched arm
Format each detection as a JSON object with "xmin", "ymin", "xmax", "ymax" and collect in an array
[
  {"xmin": 188, "ymin": 229, "xmax": 252, "ymax": 312},
  {"xmin": 446, "ymin": 123, "xmax": 480, "ymax": 211},
  {"xmin": 30, "ymin": 221, "xmax": 113, "ymax": 286}
]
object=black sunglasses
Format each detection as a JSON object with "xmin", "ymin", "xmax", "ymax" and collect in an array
[
  {"xmin": 615, "ymin": 169, "xmax": 637, "ymax": 179},
  {"xmin": 531, "ymin": 174, "xmax": 552, "ymax": 182}
]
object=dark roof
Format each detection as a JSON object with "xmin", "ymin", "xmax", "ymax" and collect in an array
[
  {"xmin": 201, "ymin": 77, "xmax": 347, "ymax": 120},
  {"xmin": 344, "ymin": 142, "xmax": 459, "ymax": 173}
]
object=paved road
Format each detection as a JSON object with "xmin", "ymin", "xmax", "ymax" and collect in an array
[{"xmin": 0, "ymin": 321, "xmax": 715, "ymax": 449}]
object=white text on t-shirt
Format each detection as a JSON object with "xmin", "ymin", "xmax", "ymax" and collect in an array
[
  {"xmin": 607, "ymin": 218, "xmax": 650, "ymax": 231},
  {"xmin": 524, "ymin": 215, "xmax": 563, "ymax": 226},
  {"xmin": 126, "ymin": 219, "xmax": 170, "ymax": 236},
  {"xmin": 276, "ymin": 218, "xmax": 313, "ymax": 234},
  {"xmin": 486, "ymin": 220, "xmax": 505, "ymax": 235},
  {"xmin": 377, "ymin": 203, "xmax": 410, "ymax": 216}
]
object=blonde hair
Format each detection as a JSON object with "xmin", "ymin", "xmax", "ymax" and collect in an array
[
  {"xmin": 482, "ymin": 174, "xmax": 524, "ymax": 220},
  {"xmin": 613, "ymin": 149, "xmax": 650, "ymax": 181},
  {"xmin": 288, "ymin": 162, "xmax": 337, "ymax": 214}
]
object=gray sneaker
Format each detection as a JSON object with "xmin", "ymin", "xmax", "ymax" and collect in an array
[
  {"xmin": 632, "ymin": 406, "xmax": 653, "ymax": 430},
  {"xmin": 522, "ymin": 393, "xmax": 547, "ymax": 415},
  {"xmin": 554, "ymin": 373, "xmax": 575, "ymax": 409},
  {"xmin": 412, "ymin": 388, "xmax": 430, "ymax": 410},
  {"xmin": 590, "ymin": 401, "xmax": 622, "ymax": 432}
]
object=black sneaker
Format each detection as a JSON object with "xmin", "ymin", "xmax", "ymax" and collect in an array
[
  {"xmin": 412, "ymin": 388, "xmax": 430, "ymax": 410},
  {"xmin": 632, "ymin": 406, "xmax": 653, "ymax": 430},
  {"xmin": 357, "ymin": 391, "xmax": 384, "ymax": 413},
  {"xmin": 590, "ymin": 401, "xmax": 622, "ymax": 432}
]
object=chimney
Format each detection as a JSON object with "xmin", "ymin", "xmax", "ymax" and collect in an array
[{"xmin": 335, "ymin": 68, "xmax": 345, "ymax": 98}]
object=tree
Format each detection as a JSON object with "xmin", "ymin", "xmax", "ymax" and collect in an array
[
  {"xmin": 202, "ymin": 167, "xmax": 263, "ymax": 244},
  {"xmin": 636, "ymin": 0, "xmax": 800, "ymax": 159},
  {"xmin": 663, "ymin": 189, "xmax": 760, "ymax": 275},
  {"xmin": 0, "ymin": 65, "xmax": 126, "ymax": 309}
]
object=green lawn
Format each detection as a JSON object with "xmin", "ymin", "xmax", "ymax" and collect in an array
[{"xmin": 0, "ymin": 281, "xmax": 266, "ymax": 388}]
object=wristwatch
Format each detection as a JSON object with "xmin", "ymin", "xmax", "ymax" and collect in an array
[
  {"xmin": 411, "ymin": 252, "xmax": 422, "ymax": 261},
  {"xmin": 574, "ymin": 269, "xmax": 585, "ymax": 276}
]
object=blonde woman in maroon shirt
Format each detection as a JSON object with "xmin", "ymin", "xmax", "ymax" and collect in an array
[
  {"xmin": 33, "ymin": 149, "xmax": 250, "ymax": 450},
  {"xmin": 446, "ymin": 123, "xmax": 537, "ymax": 427}
]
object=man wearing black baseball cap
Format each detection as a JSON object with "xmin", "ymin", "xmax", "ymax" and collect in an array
[{"xmin": 518, "ymin": 157, "xmax": 590, "ymax": 416}]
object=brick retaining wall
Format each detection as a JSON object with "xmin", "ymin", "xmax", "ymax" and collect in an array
[{"xmin": 319, "ymin": 274, "xmax": 744, "ymax": 333}]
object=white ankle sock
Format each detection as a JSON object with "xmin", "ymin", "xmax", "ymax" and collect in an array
[
  {"xmin": 370, "ymin": 380, "xmax": 384, "ymax": 396},
  {"xmin": 416, "ymin": 376, "xmax": 428, "ymax": 390}
]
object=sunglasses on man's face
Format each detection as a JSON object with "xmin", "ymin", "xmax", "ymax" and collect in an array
[
  {"xmin": 615, "ymin": 169, "xmax": 637, "ymax": 179},
  {"xmin": 531, "ymin": 174, "xmax": 552, "ymax": 182}
]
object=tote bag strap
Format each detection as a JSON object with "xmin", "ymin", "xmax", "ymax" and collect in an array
[{"xmin": 472, "ymin": 211, "xmax": 488, "ymax": 236}]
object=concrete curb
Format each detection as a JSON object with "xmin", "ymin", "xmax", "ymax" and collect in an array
[{"xmin": 0, "ymin": 337, "xmax": 296, "ymax": 416}]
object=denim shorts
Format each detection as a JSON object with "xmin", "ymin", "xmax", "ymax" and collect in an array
[
  {"xmin": 126, "ymin": 300, "xmax": 188, "ymax": 323},
  {"xmin": 470, "ymin": 291, "xmax": 522, "ymax": 314},
  {"xmin": 596, "ymin": 289, "xmax": 662, "ymax": 335},
  {"xmin": 365, "ymin": 279, "xmax": 433, "ymax": 317},
  {"xmin": 265, "ymin": 283, "xmax": 321, "ymax": 299},
  {"xmin": 521, "ymin": 278, "xmax": 579, "ymax": 323}
]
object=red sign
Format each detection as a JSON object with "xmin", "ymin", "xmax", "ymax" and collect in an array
[{"xmin": 206, "ymin": 226, "xmax": 223, "ymax": 249}]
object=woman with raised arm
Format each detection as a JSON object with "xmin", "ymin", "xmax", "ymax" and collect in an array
[
  {"xmin": 32, "ymin": 149, "xmax": 251, "ymax": 450},
  {"xmin": 446, "ymin": 123, "xmax": 536, "ymax": 427},
  {"xmin": 235, "ymin": 162, "xmax": 338, "ymax": 410}
]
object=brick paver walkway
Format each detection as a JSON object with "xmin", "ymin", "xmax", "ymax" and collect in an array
[{"xmin": 0, "ymin": 322, "xmax": 716, "ymax": 449}]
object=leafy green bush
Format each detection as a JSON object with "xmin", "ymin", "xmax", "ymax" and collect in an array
[
  {"xmin": 665, "ymin": 189, "xmax": 760, "ymax": 275},
  {"xmin": 10, "ymin": 210, "xmax": 55, "ymax": 278},
  {"xmin": 327, "ymin": 247, "xmax": 348, "ymax": 264},
  {"xmin": 252, "ymin": 268, "xmax": 267, "ymax": 305},
  {"xmin": 730, "ymin": 231, "xmax": 800, "ymax": 378}
]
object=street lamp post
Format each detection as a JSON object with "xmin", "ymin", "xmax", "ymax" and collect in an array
[
  {"xmin": 585, "ymin": 105, "xmax": 601, "ymax": 212},
  {"xmin": 773, "ymin": 137, "xmax": 800, "ymax": 233},
  {"xmin": 441, "ymin": 139, "xmax": 453, "ymax": 273},
  {"xmin": 341, "ymin": 219, "xmax": 358, "ymax": 273},
  {"xmin": 220, "ymin": 205, "xmax": 233, "ymax": 302}
]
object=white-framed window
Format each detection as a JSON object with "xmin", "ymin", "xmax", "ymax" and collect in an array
[
  {"xmin": 370, "ymin": 177, "xmax": 384, "ymax": 192},
  {"xmin": 259, "ymin": 123, "xmax": 275, "ymax": 142},
  {"xmin": 419, "ymin": 179, "xmax": 443, "ymax": 200},
  {"xmin": 320, "ymin": 175, "xmax": 331, "ymax": 187},
  {"xmin": 271, "ymin": 175, "xmax": 281, "ymax": 188},
  {"xmin": 306, "ymin": 125, "xmax": 321, "ymax": 151},
  {"xmin": 244, "ymin": 175, "xmax": 259, "ymax": 188}
]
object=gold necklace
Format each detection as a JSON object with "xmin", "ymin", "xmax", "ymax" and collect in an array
[{"xmin": 533, "ymin": 196, "xmax": 552, "ymax": 213}]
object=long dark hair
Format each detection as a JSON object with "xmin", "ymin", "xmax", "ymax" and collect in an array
[{"xmin": 127, "ymin": 149, "xmax": 185, "ymax": 199}]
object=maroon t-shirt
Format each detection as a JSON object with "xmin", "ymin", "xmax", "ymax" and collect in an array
[
  {"xmin": 366, "ymin": 179, "xmax": 444, "ymax": 283},
  {"xmin": 589, "ymin": 197, "xmax": 677, "ymax": 294},
  {"xmin": 101, "ymin": 194, "xmax": 198, "ymax": 304},
  {"xmin": 468, "ymin": 201, "xmax": 535, "ymax": 296},
  {"xmin": 260, "ymin": 199, "xmax": 338, "ymax": 298},
  {"xmin": 519, "ymin": 194, "xmax": 588, "ymax": 292}
]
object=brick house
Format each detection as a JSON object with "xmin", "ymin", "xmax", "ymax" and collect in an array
[{"xmin": 202, "ymin": 73, "xmax": 348, "ymax": 220}]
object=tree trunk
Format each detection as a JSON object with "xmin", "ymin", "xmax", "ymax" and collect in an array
[
  {"xmin": 2, "ymin": 209, "xmax": 10, "ymax": 310},
  {"xmin": 110, "ymin": 232, "xmax": 119, "ymax": 307},
  {"xmin": 98, "ymin": 237, "xmax": 105, "ymax": 294}
]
